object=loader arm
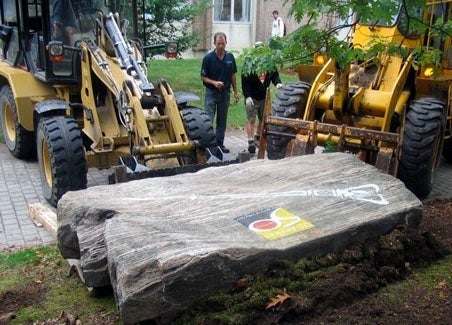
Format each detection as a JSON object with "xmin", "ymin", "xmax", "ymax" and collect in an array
[
  {"xmin": 78, "ymin": 11, "xmax": 197, "ymax": 169},
  {"xmin": 102, "ymin": 13, "xmax": 154, "ymax": 94},
  {"xmin": 80, "ymin": 40, "xmax": 133, "ymax": 152},
  {"xmin": 263, "ymin": 51, "xmax": 415, "ymax": 175},
  {"xmin": 304, "ymin": 58, "xmax": 336, "ymax": 121}
]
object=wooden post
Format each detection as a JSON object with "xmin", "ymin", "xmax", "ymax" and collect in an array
[{"xmin": 257, "ymin": 87, "xmax": 272, "ymax": 159}]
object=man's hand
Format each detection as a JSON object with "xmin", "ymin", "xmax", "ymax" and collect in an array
[
  {"xmin": 215, "ymin": 81, "xmax": 224, "ymax": 90},
  {"xmin": 245, "ymin": 97, "xmax": 254, "ymax": 108},
  {"xmin": 276, "ymin": 83, "xmax": 283, "ymax": 89}
]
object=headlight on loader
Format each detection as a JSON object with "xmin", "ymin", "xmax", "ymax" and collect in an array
[
  {"xmin": 165, "ymin": 41, "xmax": 178, "ymax": 59},
  {"xmin": 423, "ymin": 66, "xmax": 434, "ymax": 78},
  {"xmin": 47, "ymin": 41, "xmax": 64, "ymax": 62},
  {"xmin": 314, "ymin": 53, "xmax": 327, "ymax": 65}
]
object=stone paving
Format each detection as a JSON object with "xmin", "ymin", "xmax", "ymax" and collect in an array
[{"xmin": 1, "ymin": 127, "xmax": 451, "ymax": 252}]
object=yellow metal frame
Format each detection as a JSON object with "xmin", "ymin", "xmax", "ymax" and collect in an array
[{"xmin": 0, "ymin": 62, "xmax": 56, "ymax": 131}]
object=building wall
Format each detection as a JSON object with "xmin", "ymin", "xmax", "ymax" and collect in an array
[
  {"xmin": 189, "ymin": 0, "xmax": 298, "ymax": 58},
  {"xmin": 192, "ymin": 5, "xmax": 212, "ymax": 51},
  {"xmin": 255, "ymin": 4, "xmax": 294, "ymax": 43}
]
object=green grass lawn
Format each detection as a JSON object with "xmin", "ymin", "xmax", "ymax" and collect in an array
[{"xmin": 148, "ymin": 58, "xmax": 298, "ymax": 128}]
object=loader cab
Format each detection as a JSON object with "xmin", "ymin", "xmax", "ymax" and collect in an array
[
  {"xmin": 400, "ymin": 1, "xmax": 452, "ymax": 73},
  {"xmin": 353, "ymin": 0, "xmax": 452, "ymax": 65},
  {"xmin": 0, "ymin": 0, "xmax": 99, "ymax": 83},
  {"xmin": 352, "ymin": 1, "xmax": 423, "ymax": 50},
  {"xmin": 0, "ymin": 0, "xmax": 154, "ymax": 84}
]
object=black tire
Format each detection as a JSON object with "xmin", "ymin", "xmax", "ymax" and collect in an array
[
  {"xmin": 398, "ymin": 98, "xmax": 446, "ymax": 199},
  {"xmin": 266, "ymin": 81, "xmax": 311, "ymax": 159},
  {"xmin": 36, "ymin": 116, "xmax": 87, "ymax": 207},
  {"xmin": 0, "ymin": 85, "xmax": 36, "ymax": 159},
  {"xmin": 181, "ymin": 107, "xmax": 216, "ymax": 148}
]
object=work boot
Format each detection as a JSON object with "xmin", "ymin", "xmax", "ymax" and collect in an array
[
  {"xmin": 248, "ymin": 140, "xmax": 256, "ymax": 154},
  {"xmin": 220, "ymin": 146, "xmax": 230, "ymax": 153}
]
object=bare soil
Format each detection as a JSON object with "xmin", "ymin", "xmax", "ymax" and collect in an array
[{"xmin": 0, "ymin": 199, "xmax": 451, "ymax": 324}]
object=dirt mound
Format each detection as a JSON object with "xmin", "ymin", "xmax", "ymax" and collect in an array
[{"xmin": 0, "ymin": 282, "xmax": 47, "ymax": 315}]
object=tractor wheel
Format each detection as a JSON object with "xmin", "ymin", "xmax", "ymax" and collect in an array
[
  {"xmin": 0, "ymin": 85, "xmax": 36, "ymax": 159},
  {"xmin": 266, "ymin": 81, "xmax": 311, "ymax": 160},
  {"xmin": 398, "ymin": 98, "xmax": 446, "ymax": 199},
  {"xmin": 181, "ymin": 107, "xmax": 216, "ymax": 148},
  {"xmin": 180, "ymin": 107, "xmax": 216, "ymax": 165},
  {"xmin": 36, "ymin": 116, "xmax": 87, "ymax": 207}
]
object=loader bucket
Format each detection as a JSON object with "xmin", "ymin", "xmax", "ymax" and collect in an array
[
  {"xmin": 205, "ymin": 146, "xmax": 241, "ymax": 163},
  {"xmin": 109, "ymin": 147, "xmax": 247, "ymax": 184},
  {"xmin": 262, "ymin": 116, "xmax": 400, "ymax": 176}
]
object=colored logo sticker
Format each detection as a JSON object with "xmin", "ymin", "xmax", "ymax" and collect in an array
[{"xmin": 235, "ymin": 207, "xmax": 314, "ymax": 240}]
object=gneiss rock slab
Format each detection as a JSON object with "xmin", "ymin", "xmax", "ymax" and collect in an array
[{"xmin": 56, "ymin": 153, "xmax": 422, "ymax": 324}]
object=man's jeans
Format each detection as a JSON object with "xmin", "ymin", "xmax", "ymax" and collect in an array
[{"xmin": 204, "ymin": 88, "xmax": 231, "ymax": 147}]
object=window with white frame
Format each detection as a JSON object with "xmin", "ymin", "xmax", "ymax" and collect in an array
[{"xmin": 213, "ymin": 0, "xmax": 251, "ymax": 22}]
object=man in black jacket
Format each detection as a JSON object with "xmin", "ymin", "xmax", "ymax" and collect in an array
[{"xmin": 241, "ymin": 70, "xmax": 282, "ymax": 154}]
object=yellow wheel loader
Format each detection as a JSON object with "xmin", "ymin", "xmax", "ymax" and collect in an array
[
  {"xmin": 260, "ymin": 0, "xmax": 452, "ymax": 199},
  {"xmin": 0, "ymin": 0, "xmax": 222, "ymax": 207}
]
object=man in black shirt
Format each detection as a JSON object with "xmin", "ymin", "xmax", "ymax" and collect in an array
[
  {"xmin": 241, "ymin": 70, "xmax": 282, "ymax": 154},
  {"xmin": 201, "ymin": 32, "xmax": 240, "ymax": 153}
]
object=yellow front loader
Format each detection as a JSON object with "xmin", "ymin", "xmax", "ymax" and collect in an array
[
  {"xmin": 260, "ymin": 0, "xmax": 452, "ymax": 199},
  {"xmin": 0, "ymin": 0, "xmax": 221, "ymax": 206}
]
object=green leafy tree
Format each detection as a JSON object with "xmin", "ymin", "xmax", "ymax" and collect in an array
[
  {"xmin": 241, "ymin": 0, "xmax": 452, "ymax": 75},
  {"xmin": 136, "ymin": 0, "xmax": 209, "ymax": 53}
]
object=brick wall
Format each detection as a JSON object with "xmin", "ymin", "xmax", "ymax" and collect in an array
[
  {"xmin": 191, "ymin": 0, "xmax": 304, "ymax": 53},
  {"xmin": 192, "ymin": 4, "xmax": 212, "ymax": 51},
  {"xmin": 255, "ymin": 3, "xmax": 296, "ymax": 42}
]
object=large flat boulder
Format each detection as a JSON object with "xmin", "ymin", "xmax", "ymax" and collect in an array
[{"xmin": 57, "ymin": 153, "xmax": 422, "ymax": 324}]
